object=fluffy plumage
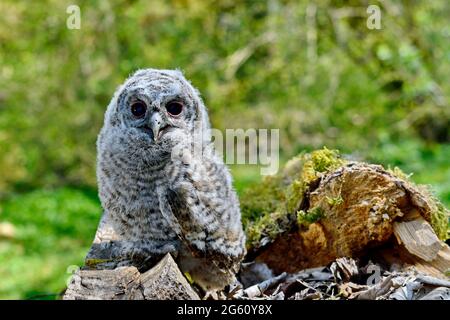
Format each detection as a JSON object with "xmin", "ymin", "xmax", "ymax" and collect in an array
[{"xmin": 94, "ymin": 68, "xmax": 246, "ymax": 290}]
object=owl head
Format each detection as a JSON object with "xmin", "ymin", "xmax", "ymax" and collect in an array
[{"xmin": 98, "ymin": 69, "xmax": 211, "ymax": 166}]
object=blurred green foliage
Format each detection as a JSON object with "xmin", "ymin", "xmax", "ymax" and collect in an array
[
  {"xmin": 0, "ymin": 0, "xmax": 448, "ymax": 298},
  {"xmin": 0, "ymin": 188, "xmax": 100, "ymax": 299}
]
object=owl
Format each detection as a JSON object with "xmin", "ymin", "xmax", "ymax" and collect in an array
[{"xmin": 90, "ymin": 68, "xmax": 246, "ymax": 291}]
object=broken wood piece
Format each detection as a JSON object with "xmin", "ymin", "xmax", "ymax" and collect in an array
[
  {"xmin": 63, "ymin": 253, "xmax": 200, "ymax": 300},
  {"xmin": 139, "ymin": 254, "xmax": 199, "ymax": 300},
  {"xmin": 243, "ymin": 272, "xmax": 287, "ymax": 298},
  {"xmin": 393, "ymin": 217, "xmax": 443, "ymax": 261}
]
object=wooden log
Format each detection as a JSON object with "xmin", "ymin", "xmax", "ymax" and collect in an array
[{"xmin": 246, "ymin": 160, "xmax": 449, "ymax": 276}]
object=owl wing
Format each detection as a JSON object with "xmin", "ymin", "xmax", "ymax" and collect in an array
[
  {"xmin": 165, "ymin": 188, "xmax": 209, "ymax": 254},
  {"xmin": 160, "ymin": 162, "xmax": 245, "ymax": 267}
]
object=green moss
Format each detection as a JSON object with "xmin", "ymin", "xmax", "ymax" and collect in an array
[
  {"xmin": 286, "ymin": 179, "xmax": 307, "ymax": 214},
  {"xmin": 286, "ymin": 148, "xmax": 345, "ymax": 214},
  {"xmin": 445, "ymin": 269, "xmax": 450, "ymax": 278},
  {"xmin": 240, "ymin": 173, "xmax": 288, "ymax": 248},
  {"xmin": 387, "ymin": 166, "xmax": 448, "ymax": 240},
  {"xmin": 85, "ymin": 258, "xmax": 113, "ymax": 267},
  {"xmin": 240, "ymin": 175, "xmax": 286, "ymax": 226},
  {"xmin": 419, "ymin": 187, "xmax": 449, "ymax": 241},
  {"xmin": 241, "ymin": 147, "xmax": 344, "ymax": 248},
  {"xmin": 241, "ymin": 147, "xmax": 449, "ymax": 248},
  {"xmin": 308, "ymin": 147, "xmax": 345, "ymax": 174},
  {"xmin": 245, "ymin": 210, "xmax": 288, "ymax": 248},
  {"xmin": 386, "ymin": 166, "xmax": 448, "ymax": 240},
  {"xmin": 430, "ymin": 200, "xmax": 449, "ymax": 240},
  {"xmin": 386, "ymin": 166, "xmax": 413, "ymax": 180},
  {"xmin": 326, "ymin": 195, "xmax": 344, "ymax": 207},
  {"xmin": 297, "ymin": 207, "xmax": 326, "ymax": 228}
]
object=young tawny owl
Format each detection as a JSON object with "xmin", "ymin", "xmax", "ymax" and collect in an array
[{"xmin": 90, "ymin": 68, "xmax": 246, "ymax": 291}]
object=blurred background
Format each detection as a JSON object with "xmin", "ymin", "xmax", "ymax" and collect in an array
[{"xmin": 0, "ymin": 0, "xmax": 449, "ymax": 299}]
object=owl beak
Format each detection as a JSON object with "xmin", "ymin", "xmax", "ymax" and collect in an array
[{"xmin": 150, "ymin": 112, "xmax": 163, "ymax": 141}]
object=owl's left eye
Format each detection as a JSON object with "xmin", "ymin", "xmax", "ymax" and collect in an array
[
  {"xmin": 166, "ymin": 101, "xmax": 183, "ymax": 116},
  {"xmin": 130, "ymin": 101, "xmax": 147, "ymax": 118}
]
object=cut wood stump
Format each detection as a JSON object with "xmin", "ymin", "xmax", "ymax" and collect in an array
[{"xmin": 63, "ymin": 253, "xmax": 200, "ymax": 300}]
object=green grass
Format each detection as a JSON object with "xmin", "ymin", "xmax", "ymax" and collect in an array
[
  {"xmin": 0, "ymin": 188, "xmax": 101, "ymax": 299},
  {"xmin": 230, "ymin": 164, "xmax": 262, "ymax": 196}
]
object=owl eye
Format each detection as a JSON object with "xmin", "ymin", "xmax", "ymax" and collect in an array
[
  {"xmin": 130, "ymin": 101, "xmax": 147, "ymax": 118},
  {"xmin": 166, "ymin": 101, "xmax": 183, "ymax": 116}
]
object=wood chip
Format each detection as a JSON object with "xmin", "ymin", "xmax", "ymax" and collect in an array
[
  {"xmin": 393, "ymin": 218, "xmax": 443, "ymax": 261},
  {"xmin": 243, "ymin": 272, "xmax": 287, "ymax": 298}
]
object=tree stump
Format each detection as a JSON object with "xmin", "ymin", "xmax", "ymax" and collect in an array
[
  {"xmin": 242, "ymin": 149, "xmax": 449, "ymax": 278},
  {"xmin": 64, "ymin": 253, "xmax": 200, "ymax": 300}
]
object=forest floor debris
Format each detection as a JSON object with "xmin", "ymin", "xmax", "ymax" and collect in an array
[{"xmin": 230, "ymin": 257, "xmax": 450, "ymax": 300}]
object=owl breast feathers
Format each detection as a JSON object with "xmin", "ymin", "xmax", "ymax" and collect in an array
[{"xmin": 92, "ymin": 68, "xmax": 246, "ymax": 291}]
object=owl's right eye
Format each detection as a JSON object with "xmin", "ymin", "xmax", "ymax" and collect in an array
[{"xmin": 130, "ymin": 101, "xmax": 147, "ymax": 118}]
